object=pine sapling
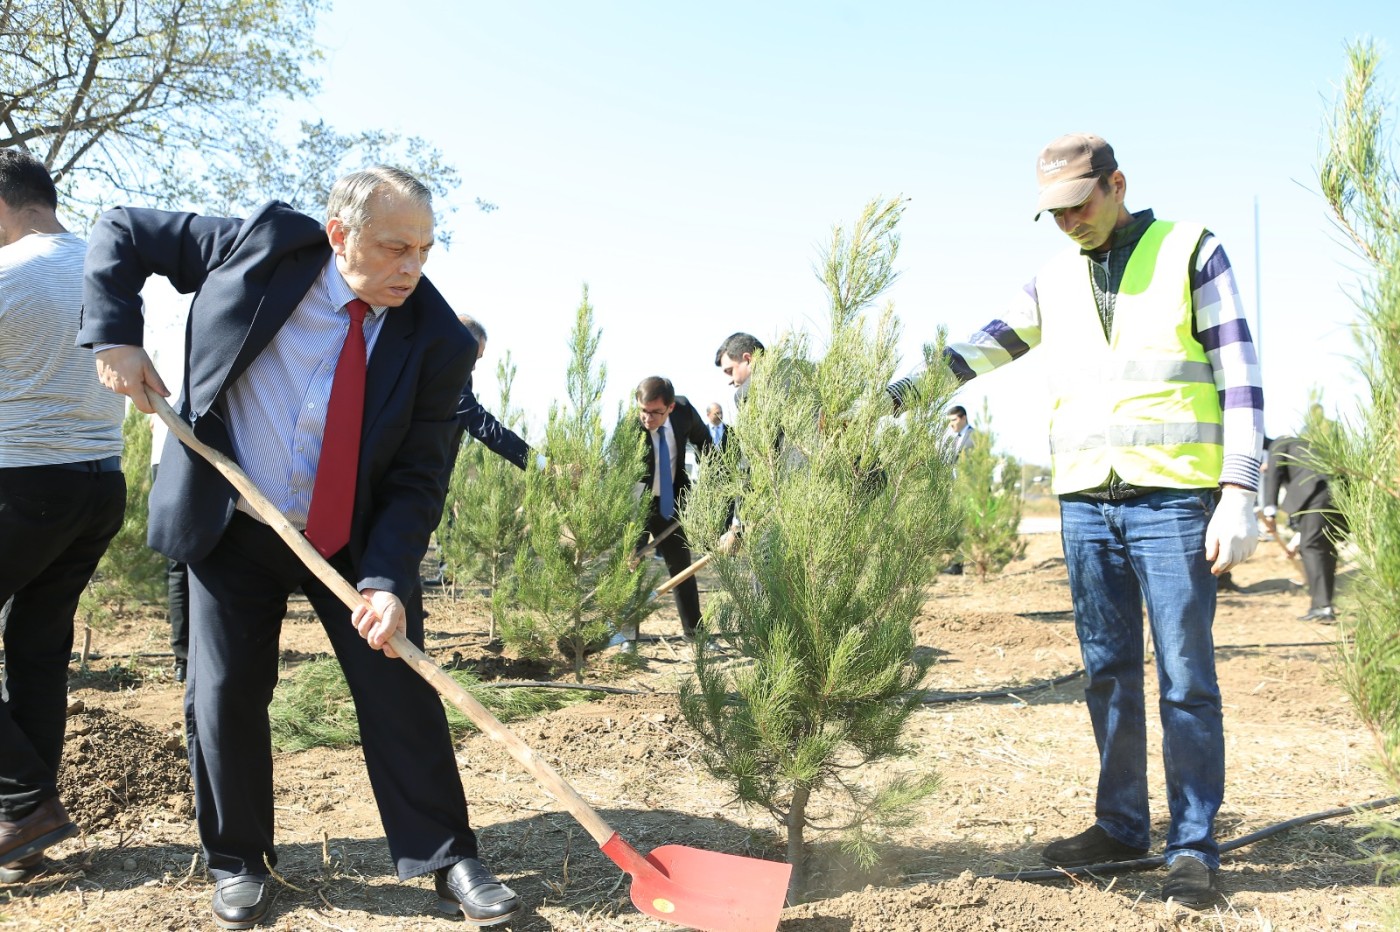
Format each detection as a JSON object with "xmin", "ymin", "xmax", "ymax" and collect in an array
[
  {"xmin": 680, "ymin": 198, "xmax": 960, "ymax": 899},
  {"xmin": 437, "ymin": 353, "xmax": 529, "ymax": 640},
  {"xmin": 1314, "ymin": 40, "xmax": 1400, "ymax": 906},
  {"xmin": 952, "ymin": 400, "xmax": 1025, "ymax": 580},
  {"xmin": 505, "ymin": 287, "xmax": 660, "ymax": 680}
]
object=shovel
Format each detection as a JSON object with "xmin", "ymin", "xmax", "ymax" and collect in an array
[{"xmin": 146, "ymin": 390, "xmax": 791, "ymax": 932}]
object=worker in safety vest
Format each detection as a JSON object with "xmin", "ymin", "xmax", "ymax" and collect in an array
[{"xmin": 940, "ymin": 134, "xmax": 1264, "ymax": 909}]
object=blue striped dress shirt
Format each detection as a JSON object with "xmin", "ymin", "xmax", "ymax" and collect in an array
[{"xmin": 227, "ymin": 257, "xmax": 387, "ymax": 527}]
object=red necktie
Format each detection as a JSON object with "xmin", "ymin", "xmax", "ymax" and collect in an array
[{"xmin": 305, "ymin": 299, "xmax": 369, "ymax": 556}]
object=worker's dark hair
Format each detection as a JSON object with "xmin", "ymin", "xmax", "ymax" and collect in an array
[
  {"xmin": 636, "ymin": 376, "xmax": 675, "ymax": 405},
  {"xmin": 0, "ymin": 148, "xmax": 58, "ymax": 211},
  {"xmin": 713, "ymin": 332, "xmax": 764, "ymax": 367}
]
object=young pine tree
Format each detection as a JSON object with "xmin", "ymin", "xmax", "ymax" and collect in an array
[
  {"xmin": 504, "ymin": 287, "xmax": 660, "ymax": 681},
  {"xmin": 1314, "ymin": 40, "xmax": 1400, "ymax": 916},
  {"xmin": 680, "ymin": 198, "xmax": 960, "ymax": 899},
  {"xmin": 952, "ymin": 400, "xmax": 1025, "ymax": 581},
  {"xmin": 437, "ymin": 353, "xmax": 529, "ymax": 640}
]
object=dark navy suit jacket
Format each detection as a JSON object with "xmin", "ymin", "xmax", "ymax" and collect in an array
[
  {"xmin": 455, "ymin": 374, "xmax": 529, "ymax": 470},
  {"xmin": 79, "ymin": 201, "xmax": 475, "ymax": 597}
]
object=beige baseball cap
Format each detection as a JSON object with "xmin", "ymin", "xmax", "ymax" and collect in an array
[{"xmin": 1034, "ymin": 133, "xmax": 1117, "ymax": 220}]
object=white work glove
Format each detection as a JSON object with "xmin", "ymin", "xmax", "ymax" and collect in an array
[{"xmin": 1204, "ymin": 486, "xmax": 1259, "ymax": 575}]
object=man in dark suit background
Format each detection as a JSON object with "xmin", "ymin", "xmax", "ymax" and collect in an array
[
  {"xmin": 81, "ymin": 167, "xmax": 520, "ymax": 929},
  {"xmin": 1262, "ymin": 408, "xmax": 1346, "ymax": 623},
  {"xmin": 452, "ymin": 313, "xmax": 533, "ymax": 471},
  {"xmin": 634, "ymin": 376, "xmax": 715, "ymax": 640},
  {"xmin": 704, "ymin": 402, "xmax": 727, "ymax": 450}
]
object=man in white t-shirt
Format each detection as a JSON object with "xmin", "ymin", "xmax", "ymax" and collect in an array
[{"xmin": 0, "ymin": 148, "xmax": 125, "ymax": 879}]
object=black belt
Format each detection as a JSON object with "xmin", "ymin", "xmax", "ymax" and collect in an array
[
  {"xmin": 1065, "ymin": 479, "xmax": 1158, "ymax": 502},
  {"xmin": 44, "ymin": 456, "xmax": 123, "ymax": 474}
]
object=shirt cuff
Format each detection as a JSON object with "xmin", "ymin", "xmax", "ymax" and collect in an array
[{"xmin": 1218, "ymin": 454, "xmax": 1261, "ymax": 492}]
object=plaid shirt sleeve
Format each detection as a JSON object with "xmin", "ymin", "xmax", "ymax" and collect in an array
[
  {"xmin": 941, "ymin": 281, "xmax": 1043, "ymax": 382},
  {"xmin": 1192, "ymin": 233, "xmax": 1264, "ymax": 491}
]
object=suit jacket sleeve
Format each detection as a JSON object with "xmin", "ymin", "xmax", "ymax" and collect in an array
[
  {"xmin": 1263, "ymin": 438, "xmax": 1289, "ymax": 511},
  {"xmin": 458, "ymin": 373, "xmax": 530, "ymax": 470},
  {"xmin": 80, "ymin": 207, "xmax": 250, "ymax": 346}
]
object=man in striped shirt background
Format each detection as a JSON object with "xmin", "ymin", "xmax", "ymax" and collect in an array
[
  {"xmin": 940, "ymin": 134, "xmax": 1264, "ymax": 909},
  {"xmin": 0, "ymin": 148, "xmax": 125, "ymax": 880}
]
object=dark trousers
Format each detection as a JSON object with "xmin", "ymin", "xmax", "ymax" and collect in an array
[
  {"xmin": 1295, "ymin": 508, "xmax": 1344, "ymax": 610},
  {"xmin": 152, "ymin": 466, "xmax": 189, "ymax": 662},
  {"xmin": 641, "ymin": 508, "xmax": 702, "ymax": 636},
  {"xmin": 0, "ymin": 466, "xmax": 124, "ymax": 818},
  {"xmin": 168, "ymin": 556, "xmax": 189, "ymax": 661},
  {"xmin": 186, "ymin": 513, "xmax": 477, "ymax": 880}
]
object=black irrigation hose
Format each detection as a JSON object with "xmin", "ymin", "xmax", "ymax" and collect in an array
[
  {"xmin": 987, "ymin": 795, "xmax": 1400, "ymax": 882},
  {"xmin": 921, "ymin": 669, "xmax": 1086, "ymax": 704}
]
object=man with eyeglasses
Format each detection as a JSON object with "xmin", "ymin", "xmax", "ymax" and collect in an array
[{"xmin": 633, "ymin": 376, "xmax": 716, "ymax": 641}]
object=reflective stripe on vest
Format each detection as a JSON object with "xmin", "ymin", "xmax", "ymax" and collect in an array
[{"xmin": 1036, "ymin": 220, "xmax": 1224, "ymax": 494}]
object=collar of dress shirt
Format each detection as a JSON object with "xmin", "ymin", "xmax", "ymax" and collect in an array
[{"xmin": 322, "ymin": 256, "xmax": 388, "ymax": 321}]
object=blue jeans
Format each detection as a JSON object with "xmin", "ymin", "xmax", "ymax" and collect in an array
[{"xmin": 1059, "ymin": 488, "xmax": 1223, "ymax": 868}]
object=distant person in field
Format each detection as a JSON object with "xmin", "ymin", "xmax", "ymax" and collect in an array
[
  {"xmin": 0, "ymin": 148, "xmax": 125, "ymax": 882},
  {"xmin": 632, "ymin": 376, "xmax": 717, "ymax": 641},
  {"xmin": 930, "ymin": 134, "xmax": 1264, "ymax": 908},
  {"xmin": 452, "ymin": 313, "xmax": 538, "ymax": 472},
  {"xmin": 941, "ymin": 405, "xmax": 977, "ymax": 576},
  {"xmin": 945, "ymin": 405, "xmax": 975, "ymax": 458},
  {"xmin": 82, "ymin": 167, "xmax": 521, "ymax": 929},
  {"xmin": 1262, "ymin": 405, "xmax": 1345, "ymax": 623},
  {"xmin": 704, "ymin": 402, "xmax": 727, "ymax": 449}
]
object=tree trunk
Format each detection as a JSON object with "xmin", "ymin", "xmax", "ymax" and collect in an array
[
  {"xmin": 785, "ymin": 785, "xmax": 810, "ymax": 903},
  {"xmin": 488, "ymin": 561, "xmax": 499, "ymax": 641}
]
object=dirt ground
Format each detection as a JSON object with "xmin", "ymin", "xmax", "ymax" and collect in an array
[{"xmin": 2, "ymin": 533, "xmax": 1395, "ymax": 931}]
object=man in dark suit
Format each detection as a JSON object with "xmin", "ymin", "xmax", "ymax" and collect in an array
[
  {"xmin": 1262, "ymin": 413, "xmax": 1345, "ymax": 623},
  {"xmin": 634, "ymin": 376, "xmax": 715, "ymax": 639},
  {"xmin": 80, "ymin": 168, "xmax": 521, "ymax": 929},
  {"xmin": 452, "ymin": 313, "xmax": 532, "ymax": 471}
]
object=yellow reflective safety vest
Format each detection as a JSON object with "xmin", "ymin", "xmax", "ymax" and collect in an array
[{"xmin": 1036, "ymin": 220, "xmax": 1224, "ymax": 495}]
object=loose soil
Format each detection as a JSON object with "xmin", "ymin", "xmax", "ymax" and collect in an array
[{"xmin": 2, "ymin": 535, "xmax": 1393, "ymax": 931}]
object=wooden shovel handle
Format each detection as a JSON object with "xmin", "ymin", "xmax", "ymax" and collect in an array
[
  {"xmin": 145, "ymin": 390, "xmax": 618, "ymax": 847},
  {"xmin": 655, "ymin": 553, "xmax": 711, "ymax": 595}
]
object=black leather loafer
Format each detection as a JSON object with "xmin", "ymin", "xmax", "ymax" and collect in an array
[
  {"xmin": 1162, "ymin": 855, "xmax": 1221, "ymax": 909},
  {"xmin": 1042, "ymin": 824, "xmax": 1148, "ymax": 867},
  {"xmin": 212, "ymin": 874, "xmax": 270, "ymax": 930},
  {"xmin": 435, "ymin": 858, "xmax": 522, "ymax": 927}
]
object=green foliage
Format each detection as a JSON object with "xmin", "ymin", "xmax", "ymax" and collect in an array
[
  {"xmin": 1314, "ymin": 40, "xmax": 1400, "ymax": 921},
  {"xmin": 268, "ymin": 656, "xmax": 596, "ymax": 752},
  {"xmin": 2, "ymin": 0, "xmax": 463, "ymax": 233},
  {"xmin": 679, "ymin": 197, "xmax": 959, "ymax": 894},
  {"xmin": 87, "ymin": 406, "xmax": 165, "ymax": 616},
  {"xmin": 504, "ymin": 287, "xmax": 660, "ymax": 680},
  {"xmin": 952, "ymin": 400, "xmax": 1025, "ymax": 580},
  {"xmin": 437, "ymin": 354, "xmax": 528, "ymax": 638}
]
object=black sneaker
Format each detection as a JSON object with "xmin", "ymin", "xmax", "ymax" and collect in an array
[
  {"xmin": 1041, "ymin": 824, "xmax": 1148, "ymax": 867},
  {"xmin": 1162, "ymin": 855, "xmax": 1220, "ymax": 909}
]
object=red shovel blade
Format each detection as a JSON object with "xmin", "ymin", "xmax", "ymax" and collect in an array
[{"xmin": 601, "ymin": 832, "xmax": 791, "ymax": 932}]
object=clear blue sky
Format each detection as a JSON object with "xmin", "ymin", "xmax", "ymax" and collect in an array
[{"xmin": 292, "ymin": 2, "xmax": 1398, "ymax": 461}]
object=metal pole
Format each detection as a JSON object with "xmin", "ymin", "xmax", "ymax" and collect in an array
[{"xmin": 1254, "ymin": 196, "xmax": 1263, "ymax": 378}]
